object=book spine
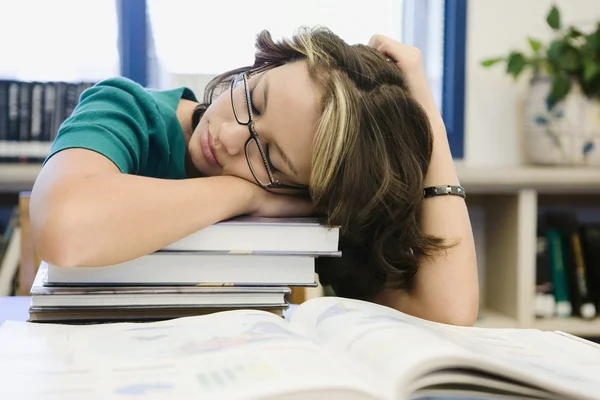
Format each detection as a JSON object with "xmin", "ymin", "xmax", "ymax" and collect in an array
[
  {"xmin": 0, "ymin": 80, "xmax": 9, "ymax": 158},
  {"xmin": 547, "ymin": 229, "xmax": 572, "ymax": 318},
  {"xmin": 42, "ymin": 82, "xmax": 56, "ymax": 142},
  {"xmin": 18, "ymin": 81, "xmax": 31, "ymax": 144},
  {"xmin": 580, "ymin": 224, "xmax": 600, "ymax": 311},
  {"xmin": 569, "ymin": 230, "xmax": 596, "ymax": 319},
  {"xmin": 7, "ymin": 81, "xmax": 19, "ymax": 142},
  {"xmin": 535, "ymin": 232, "xmax": 555, "ymax": 318},
  {"xmin": 0, "ymin": 81, "xmax": 8, "ymax": 141}
]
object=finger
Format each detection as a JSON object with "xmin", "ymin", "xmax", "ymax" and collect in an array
[
  {"xmin": 368, "ymin": 33, "xmax": 386, "ymax": 48},
  {"xmin": 375, "ymin": 42, "xmax": 396, "ymax": 63}
]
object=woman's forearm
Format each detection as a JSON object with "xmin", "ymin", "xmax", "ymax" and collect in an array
[
  {"xmin": 413, "ymin": 119, "xmax": 480, "ymax": 325},
  {"xmin": 31, "ymin": 174, "xmax": 254, "ymax": 268},
  {"xmin": 378, "ymin": 118, "xmax": 479, "ymax": 325}
]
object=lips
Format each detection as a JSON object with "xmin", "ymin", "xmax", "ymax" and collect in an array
[{"xmin": 201, "ymin": 128, "xmax": 221, "ymax": 167}]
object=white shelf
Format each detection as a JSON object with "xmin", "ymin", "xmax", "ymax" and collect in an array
[
  {"xmin": 0, "ymin": 163, "xmax": 42, "ymax": 192},
  {"xmin": 475, "ymin": 309, "xmax": 518, "ymax": 329},
  {"xmin": 534, "ymin": 318, "xmax": 600, "ymax": 337},
  {"xmin": 1, "ymin": 163, "xmax": 600, "ymax": 193},
  {"xmin": 457, "ymin": 165, "xmax": 600, "ymax": 193}
]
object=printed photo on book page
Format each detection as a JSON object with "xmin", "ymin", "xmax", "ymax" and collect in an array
[{"xmin": 0, "ymin": 309, "xmax": 381, "ymax": 400}]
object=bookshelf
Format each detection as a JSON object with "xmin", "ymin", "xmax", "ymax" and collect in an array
[
  {"xmin": 458, "ymin": 165, "xmax": 600, "ymax": 337},
  {"xmin": 2, "ymin": 163, "xmax": 600, "ymax": 336},
  {"xmin": 0, "ymin": 163, "xmax": 42, "ymax": 193}
]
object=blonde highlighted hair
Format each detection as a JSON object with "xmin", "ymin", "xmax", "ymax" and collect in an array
[{"xmin": 194, "ymin": 27, "xmax": 451, "ymax": 300}]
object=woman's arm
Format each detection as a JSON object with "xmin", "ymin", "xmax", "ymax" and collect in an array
[
  {"xmin": 31, "ymin": 149, "xmax": 312, "ymax": 268},
  {"xmin": 368, "ymin": 35, "xmax": 479, "ymax": 326}
]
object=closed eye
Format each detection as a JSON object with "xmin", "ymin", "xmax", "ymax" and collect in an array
[
  {"xmin": 249, "ymin": 87, "xmax": 261, "ymax": 116},
  {"xmin": 264, "ymin": 144, "xmax": 281, "ymax": 174}
]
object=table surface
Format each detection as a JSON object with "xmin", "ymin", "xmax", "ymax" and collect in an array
[{"xmin": 0, "ymin": 296, "xmax": 30, "ymax": 323}]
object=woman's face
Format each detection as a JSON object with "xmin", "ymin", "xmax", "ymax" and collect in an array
[{"xmin": 188, "ymin": 60, "xmax": 321, "ymax": 189}]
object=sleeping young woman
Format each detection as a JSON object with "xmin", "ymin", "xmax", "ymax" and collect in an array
[{"xmin": 29, "ymin": 27, "xmax": 479, "ymax": 326}]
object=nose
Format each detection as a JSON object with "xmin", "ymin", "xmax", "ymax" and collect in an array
[{"xmin": 218, "ymin": 121, "xmax": 251, "ymax": 157}]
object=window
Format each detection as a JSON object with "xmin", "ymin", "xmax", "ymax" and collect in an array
[
  {"xmin": 402, "ymin": 0, "xmax": 445, "ymax": 111},
  {"xmin": 147, "ymin": 0, "xmax": 405, "ymax": 76},
  {"xmin": 0, "ymin": 0, "xmax": 120, "ymax": 82}
]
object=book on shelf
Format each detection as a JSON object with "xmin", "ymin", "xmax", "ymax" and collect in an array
[
  {"xmin": 1, "ymin": 296, "xmax": 599, "ymax": 399},
  {"xmin": 0, "ymin": 79, "xmax": 93, "ymax": 163},
  {"xmin": 536, "ymin": 211, "xmax": 599, "ymax": 320}
]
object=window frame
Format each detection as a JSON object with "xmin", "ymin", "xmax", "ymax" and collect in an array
[
  {"xmin": 441, "ymin": 0, "xmax": 467, "ymax": 159},
  {"xmin": 402, "ymin": 0, "xmax": 467, "ymax": 159},
  {"xmin": 117, "ymin": 0, "xmax": 148, "ymax": 87}
]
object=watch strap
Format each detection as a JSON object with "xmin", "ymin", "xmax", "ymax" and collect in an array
[{"xmin": 423, "ymin": 185, "xmax": 466, "ymax": 199}]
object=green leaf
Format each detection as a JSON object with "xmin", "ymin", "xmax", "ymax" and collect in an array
[
  {"xmin": 559, "ymin": 46, "xmax": 581, "ymax": 72},
  {"xmin": 585, "ymin": 31, "xmax": 600, "ymax": 52},
  {"xmin": 528, "ymin": 37, "xmax": 543, "ymax": 53},
  {"xmin": 548, "ymin": 75, "xmax": 571, "ymax": 106},
  {"xmin": 568, "ymin": 26, "xmax": 584, "ymax": 38},
  {"xmin": 546, "ymin": 5, "xmax": 561, "ymax": 30},
  {"xmin": 547, "ymin": 40, "xmax": 565, "ymax": 64},
  {"xmin": 584, "ymin": 59, "xmax": 600, "ymax": 82},
  {"xmin": 506, "ymin": 52, "xmax": 527, "ymax": 78},
  {"xmin": 481, "ymin": 57, "xmax": 504, "ymax": 67},
  {"xmin": 546, "ymin": 40, "xmax": 581, "ymax": 72}
]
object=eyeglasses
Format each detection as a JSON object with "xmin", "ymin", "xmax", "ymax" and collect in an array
[{"xmin": 230, "ymin": 72, "xmax": 309, "ymax": 192}]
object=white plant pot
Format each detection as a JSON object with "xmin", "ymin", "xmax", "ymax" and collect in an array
[{"xmin": 523, "ymin": 77, "xmax": 600, "ymax": 166}]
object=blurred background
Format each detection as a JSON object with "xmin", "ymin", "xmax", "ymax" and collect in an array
[{"xmin": 2, "ymin": 0, "xmax": 600, "ymax": 341}]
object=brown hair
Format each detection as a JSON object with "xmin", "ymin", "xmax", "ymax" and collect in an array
[{"xmin": 192, "ymin": 27, "xmax": 452, "ymax": 300}]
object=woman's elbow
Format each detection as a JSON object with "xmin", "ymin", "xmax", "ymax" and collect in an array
[
  {"xmin": 438, "ymin": 289, "xmax": 480, "ymax": 327},
  {"xmin": 440, "ymin": 305, "xmax": 479, "ymax": 327},
  {"xmin": 30, "ymin": 191, "xmax": 80, "ymax": 268}
]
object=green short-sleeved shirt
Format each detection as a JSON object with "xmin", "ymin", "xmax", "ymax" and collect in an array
[{"xmin": 44, "ymin": 76, "xmax": 198, "ymax": 179}]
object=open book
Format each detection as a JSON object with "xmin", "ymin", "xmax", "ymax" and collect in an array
[{"xmin": 1, "ymin": 296, "xmax": 599, "ymax": 399}]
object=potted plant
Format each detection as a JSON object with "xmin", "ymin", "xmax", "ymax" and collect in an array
[{"xmin": 481, "ymin": 4, "xmax": 600, "ymax": 166}]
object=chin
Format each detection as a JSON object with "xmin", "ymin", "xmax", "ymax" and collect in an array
[{"xmin": 187, "ymin": 141, "xmax": 205, "ymax": 174}]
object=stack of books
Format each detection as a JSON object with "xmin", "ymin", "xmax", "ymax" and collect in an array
[{"xmin": 27, "ymin": 216, "xmax": 340, "ymax": 323}]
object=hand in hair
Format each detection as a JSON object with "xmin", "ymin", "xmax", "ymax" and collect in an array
[{"xmin": 368, "ymin": 34, "xmax": 443, "ymax": 126}]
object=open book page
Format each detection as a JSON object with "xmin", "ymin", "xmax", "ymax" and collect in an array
[
  {"xmin": 0, "ymin": 310, "xmax": 379, "ymax": 400},
  {"xmin": 289, "ymin": 297, "xmax": 484, "ymax": 400},
  {"xmin": 420, "ymin": 322, "xmax": 600, "ymax": 397},
  {"xmin": 290, "ymin": 297, "xmax": 600, "ymax": 400}
]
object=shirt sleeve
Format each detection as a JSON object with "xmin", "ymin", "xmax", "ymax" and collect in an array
[{"xmin": 44, "ymin": 78, "xmax": 155, "ymax": 174}]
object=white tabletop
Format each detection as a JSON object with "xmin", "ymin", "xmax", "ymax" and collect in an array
[{"xmin": 0, "ymin": 296, "xmax": 30, "ymax": 323}]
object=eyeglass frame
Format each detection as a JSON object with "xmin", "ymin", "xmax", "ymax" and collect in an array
[{"xmin": 230, "ymin": 72, "xmax": 309, "ymax": 193}]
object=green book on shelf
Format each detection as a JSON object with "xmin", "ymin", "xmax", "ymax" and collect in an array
[{"xmin": 547, "ymin": 229, "xmax": 572, "ymax": 318}]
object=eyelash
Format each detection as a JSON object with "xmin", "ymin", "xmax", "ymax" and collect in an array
[
  {"xmin": 248, "ymin": 87, "xmax": 261, "ymax": 116},
  {"xmin": 246, "ymin": 86, "xmax": 279, "ymax": 174}
]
